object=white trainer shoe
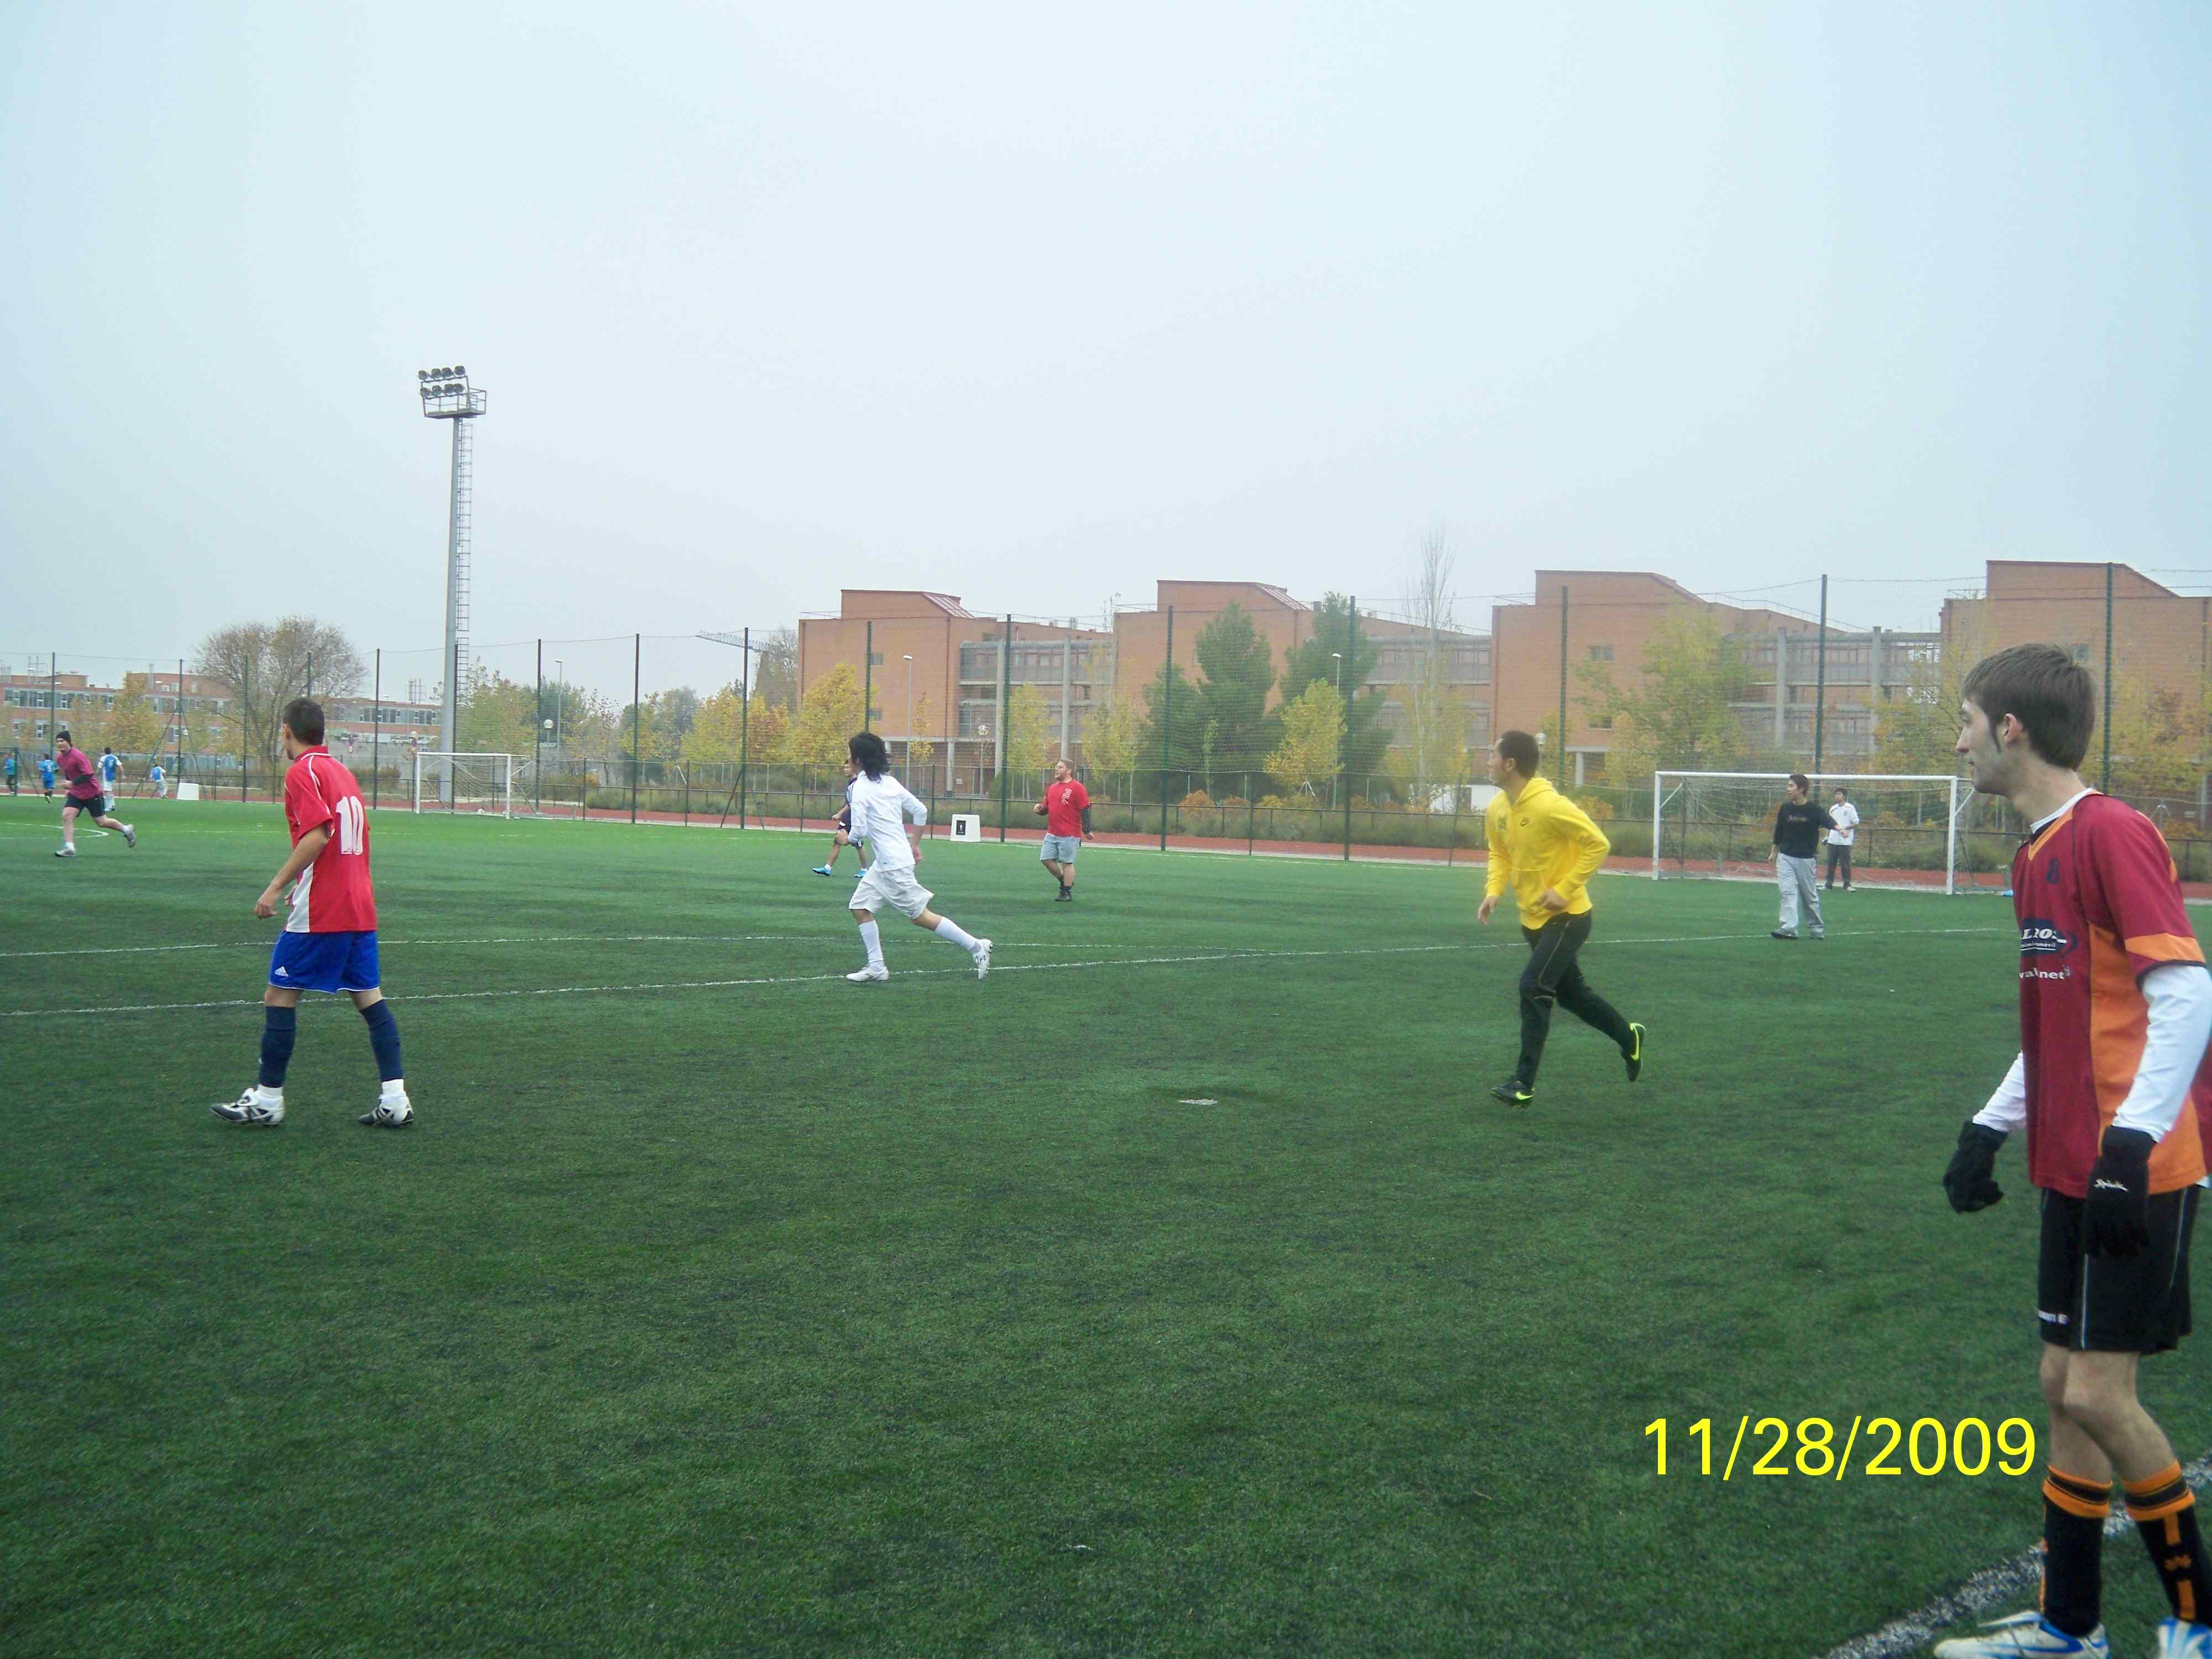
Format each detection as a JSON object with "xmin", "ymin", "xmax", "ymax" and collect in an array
[
  {"xmin": 2155, "ymin": 1620, "xmax": 2212, "ymax": 1659},
  {"xmin": 972, "ymin": 938, "xmax": 992, "ymax": 979},
  {"xmin": 847, "ymin": 966, "xmax": 889, "ymax": 983},
  {"xmin": 358, "ymin": 1091, "xmax": 414, "ymax": 1128},
  {"xmin": 54, "ymin": 845, "xmax": 75, "ymax": 858},
  {"xmin": 122, "ymin": 824, "xmax": 137, "ymax": 848},
  {"xmin": 211, "ymin": 1086, "xmax": 285, "ymax": 1126},
  {"xmin": 1933, "ymin": 1611, "xmax": 2109, "ymax": 1657}
]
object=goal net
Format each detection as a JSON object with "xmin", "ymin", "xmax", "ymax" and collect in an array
[
  {"xmin": 1651, "ymin": 772, "xmax": 1983, "ymax": 895},
  {"xmin": 412, "ymin": 752, "xmax": 514, "ymax": 817}
]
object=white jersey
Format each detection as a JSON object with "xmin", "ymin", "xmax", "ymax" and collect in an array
[
  {"xmin": 99, "ymin": 754, "xmax": 119, "ymax": 784},
  {"xmin": 845, "ymin": 773, "xmax": 926, "ymax": 871},
  {"xmin": 1827, "ymin": 802, "xmax": 1859, "ymax": 846}
]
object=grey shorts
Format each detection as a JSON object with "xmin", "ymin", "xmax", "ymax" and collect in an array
[{"xmin": 1040, "ymin": 834, "xmax": 1081, "ymax": 863}]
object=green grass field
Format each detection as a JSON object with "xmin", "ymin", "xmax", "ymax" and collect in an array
[{"xmin": 6, "ymin": 795, "xmax": 2211, "ymax": 1657}]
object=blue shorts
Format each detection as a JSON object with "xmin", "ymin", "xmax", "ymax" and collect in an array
[{"xmin": 269, "ymin": 930, "xmax": 380, "ymax": 994}]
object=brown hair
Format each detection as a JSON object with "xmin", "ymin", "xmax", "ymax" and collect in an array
[
  {"xmin": 281, "ymin": 697, "xmax": 326, "ymax": 745},
  {"xmin": 1788, "ymin": 773, "xmax": 1809, "ymax": 791},
  {"xmin": 1961, "ymin": 644, "xmax": 2094, "ymax": 770},
  {"xmin": 1496, "ymin": 729, "xmax": 1541, "ymax": 776}
]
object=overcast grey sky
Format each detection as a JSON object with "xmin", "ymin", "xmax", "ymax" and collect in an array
[{"xmin": 4, "ymin": 1, "xmax": 2208, "ymax": 687}]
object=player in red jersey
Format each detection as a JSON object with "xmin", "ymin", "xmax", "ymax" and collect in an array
[
  {"xmin": 50, "ymin": 728, "xmax": 135, "ymax": 857},
  {"xmin": 1937, "ymin": 645, "xmax": 2212, "ymax": 1659},
  {"xmin": 1034, "ymin": 759, "xmax": 1091, "ymax": 901},
  {"xmin": 211, "ymin": 697, "xmax": 413, "ymax": 1129}
]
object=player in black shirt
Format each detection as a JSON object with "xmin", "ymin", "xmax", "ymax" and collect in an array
[{"xmin": 1770, "ymin": 773, "xmax": 1835, "ymax": 940}]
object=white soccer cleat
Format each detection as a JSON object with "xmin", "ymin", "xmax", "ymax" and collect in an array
[
  {"xmin": 972, "ymin": 938, "xmax": 992, "ymax": 979},
  {"xmin": 121, "ymin": 825, "xmax": 137, "ymax": 848},
  {"xmin": 1932, "ymin": 1611, "xmax": 2109, "ymax": 1658},
  {"xmin": 846, "ymin": 966, "xmax": 889, "ymax": 984},
  {"xmin": 2155, "ymin": 1620, "xmax": 2212, "ymax": 1659},
  {"xmin": 211, "ymin": 1086, "xmax": 285, "ymax": 1126},
  {"xmin": 358, "ymin": 1090, "xmax": 414, "ymax": 1128},
  {"xmin": 54, "ymin": 845, "xmax": 75, "ymax": 858}
]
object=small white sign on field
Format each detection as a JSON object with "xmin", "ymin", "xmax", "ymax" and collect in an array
[{"xmin": 948, "ymin": 813, "xmax": 983, "ymax": 842}]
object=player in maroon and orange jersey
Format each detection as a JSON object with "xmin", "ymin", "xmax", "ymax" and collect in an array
[
  {"xmin": 210, "ymin": 697, "xmax": 413, "ymax": 1130},
  {"xmin": 1937, "ymin": 645, "xmax": 2212, "ymax": 1659}
]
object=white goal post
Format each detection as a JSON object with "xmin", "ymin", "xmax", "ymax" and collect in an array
[
  {"xmin": 412, "ymin": 751, "xmax": 514, "ymax": 817},
  {"xmin": 1651, "ymin": 771, "xmax": 1977, "ymax": 895}
]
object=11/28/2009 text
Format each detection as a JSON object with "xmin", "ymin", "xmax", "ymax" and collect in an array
[{"xmin": 1645, "ymin": 1416, "xmax": 2036, "ymax": 1479}]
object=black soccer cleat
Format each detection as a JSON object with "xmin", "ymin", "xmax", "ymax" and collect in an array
[
  {"xmin": 1624, "ymin": 1023, "xmax": 1645, "ymax": 1083},
  {"xmin": 1489, "ymin": 1079, "xmax": 1533, "ymax": 1107},
  {"xmin": 1770, "ymin": 929, "xmax": 1797, "ymax": 940}
]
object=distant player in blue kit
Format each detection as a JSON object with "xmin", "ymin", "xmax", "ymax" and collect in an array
[
  {"xmin": 149, "ymin": 761, "xmax": 166, "ymax": 798},
  {"xmin": 3, "ymin": 752, "xmax": 16, "ymax": 794},
  {"xmin": 38, "ymin": 754, "xmax": 56, "ymax": 798},
  {"xmin": 98, "ymin": 748, "xmax": 120, "ymax": 793}
]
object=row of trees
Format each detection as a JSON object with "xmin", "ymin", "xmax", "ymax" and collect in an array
[{"xmin": 1578, "ymin": 608, "xmax": 2212, "ymax": 801}]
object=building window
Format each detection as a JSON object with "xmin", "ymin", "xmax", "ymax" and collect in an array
[
  {"xmin": 1590, "ymin": 714, "xmax": 1613, "ymax": 729},
  {"xmin": 868, "ymin": 652, "xmax": 884, "ymax": 666},
  {"xmin": 1588, "ymin": 644, "xmax": 1614, "ymax": 661}
]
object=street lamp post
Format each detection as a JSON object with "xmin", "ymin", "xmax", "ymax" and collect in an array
[{"xmin": 903, "ymin": 654, "xmax": 915, "ymax": 773}]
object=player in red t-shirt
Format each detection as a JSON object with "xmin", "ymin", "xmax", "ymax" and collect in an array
[
  {"xmin": 50, "ymin": 728, "xmax": 135, "ymax": 858},
  {"xmin": 1033, "ymin": 759, "xmax": 1091, "ymax": 902},
  {"xmin": 1938, "ymin": 645, "xmax": 2212, "ymax": 1659},
  {"xmin": 210, "ymin": 697, "xmax": 413, "ymax": 1130}
]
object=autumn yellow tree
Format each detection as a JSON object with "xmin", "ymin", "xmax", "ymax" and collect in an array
[
  {"xmin": 106, "ymin": 674, "xmax": 167, "ymax": 756},
  {"xmin": 786, "ymin": 663, "xmax": 865, "ymax": 768},
  {"xmin": 906, "ymin": 692, "xmax": 937, "ymax": 783},
  {"xmin": 1267, "ymin": 680, "xmax": 1347, "ymax": 795},
  {"xmin": 1006, "ymin": 685, "xmax": 1052, "ymax": 774},
  {"xmin": 1082, "ymin": 695, "xmax": 1141, "ymax": 799}
]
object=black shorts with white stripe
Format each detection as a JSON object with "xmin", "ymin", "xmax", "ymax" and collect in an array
[{"xmin": 2037, "ymin": 1183, "xmax": 2198, "ymax": 1355}]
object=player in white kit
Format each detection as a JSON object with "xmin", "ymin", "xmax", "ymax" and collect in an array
[{"xmin": 837, "ymin": 732, "xmax": 991, "ymax": 984}]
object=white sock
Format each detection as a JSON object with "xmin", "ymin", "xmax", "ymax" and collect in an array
[
  {"xmin": 381, "ymin": 1080, "xmax": 408, "ymax": 1101},
  {"xmin": 933, "ymin": 917, "xmax": 978, "ymax": 951},
  {"xmin": 858, "ymin": 919, "xmax": 884, "ymax": 967}
]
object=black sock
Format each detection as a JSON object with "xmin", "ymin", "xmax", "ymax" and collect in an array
[
  {"xmin": 359, "ymin": 1000, "xmax": 404, "ymax": 1084},
  {"xmin": 2042, "ymin": 1467, "xmax": 2111, "ymax": 1636},
  {"xmin": 258, "ymin": 1005, "xmax": 298, "ymax": 1089},
  {"xmin": 2126, "ymin": 1462, "xmax": 2212, "ymax": 1625}
]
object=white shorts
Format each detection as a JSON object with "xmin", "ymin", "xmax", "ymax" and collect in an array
[
  {"xmin": 852, "ymin": 862, "xmax": 934, "ymax": 920},
  {"xmin": 1040, "ymin": 834, "xmax": 1081, "ymax": 863}
]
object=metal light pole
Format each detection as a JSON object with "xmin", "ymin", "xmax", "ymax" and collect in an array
[
  {"xmin": 418, "ymin": 364, "xmax": 487, "ymax": 804},
  {"xmin": 904, "ymin": 654, "xmax": 914, "ymax": 769}
]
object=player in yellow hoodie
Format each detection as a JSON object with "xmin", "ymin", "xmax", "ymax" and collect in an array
[{"xmin": 1478, "ymin": 729, "xmax": 1645, "ymax": 1105}]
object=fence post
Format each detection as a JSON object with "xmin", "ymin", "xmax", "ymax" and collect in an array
[
  {"xmin": 2103, "ymin": 562, "xmax": 2114, "ymax": 793},
  {"xmin": 372, "ymin": 649, "xmax": 382, "ymax": 810},
  {"xmin": 1812, "ymin": 574, "xmax": 1828, "ymax": 774},
  {"xmin": 241, "ymin": 658, "xmax": 250, "ymax": 802},
  {"xmin": 864, "ymin": 620, "xmax": 873, "ymax": 736},
  {"xmin": 998, "ymin": 614, "xmax": 1013, "ymax": 842},
  {"xmin": 1557, "ymin": 586, "xmax": 1569, "ymax": 790},
  {"xmin": 176, "ymin": 657, "xmax": 186, "ymax": 791},
  {"xmin": 739, "ymin": 626, "xmax": 750, "ymax": 830},
  {"xmin": 1344, "ymin": 597, "xmax": 1358, "ymax": 861},
  {"xmin": 1248, "ymin": 791, "xmax": 1256, "ymax": 855},
  {"xmin": 533, "ymin": 640, "xmax": 542, "ymax": 816},
  {"xmin": 1160, "ymin": 606, "xmax": 1174, "ymax": 853},
  {"xmin": 630, "ymin": 633, "xmax": 641, "ymax": 824}
]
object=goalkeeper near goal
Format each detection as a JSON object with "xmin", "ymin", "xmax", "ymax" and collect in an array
[{"xmin": 1478, "ymin": 729, "xmax": 1644, "ymax": 1107}]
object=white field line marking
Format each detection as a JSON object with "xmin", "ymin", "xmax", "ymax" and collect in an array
[
  {"xmin": 4, "ymin": 924, "xmax": 2012, "ymax": 1020},
  {"xmin": 1819, "ymin": 1453, "xmax": 2212, "ymax": 1659}
]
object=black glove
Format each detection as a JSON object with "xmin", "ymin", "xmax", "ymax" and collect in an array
[
  {"xmin": 2084, "ymin": 1127, "xmax": 2157, "ymax": 1259},
  {"xmin": 1943, "ymin": 1121, "xmax": 2008, "ymax": 1213}
]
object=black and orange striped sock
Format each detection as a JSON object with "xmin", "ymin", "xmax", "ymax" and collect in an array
[
  {"xmin": 2042, "ymin": 1467, "xmax": 2111, "ymax": 1637},
  {"xmin": 2124, "ymin": 1462, "xmax": 2212, "ymax": 1624}
]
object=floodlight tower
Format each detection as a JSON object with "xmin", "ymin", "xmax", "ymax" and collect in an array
[{"xmin": 418, "ymin": 366, "xmax": 488, "ymax": 769}]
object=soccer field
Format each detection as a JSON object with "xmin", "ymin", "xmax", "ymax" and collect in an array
[{"xmin": 7, "ymin": 796, "xmax": 2212, "ymax": 1658}]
